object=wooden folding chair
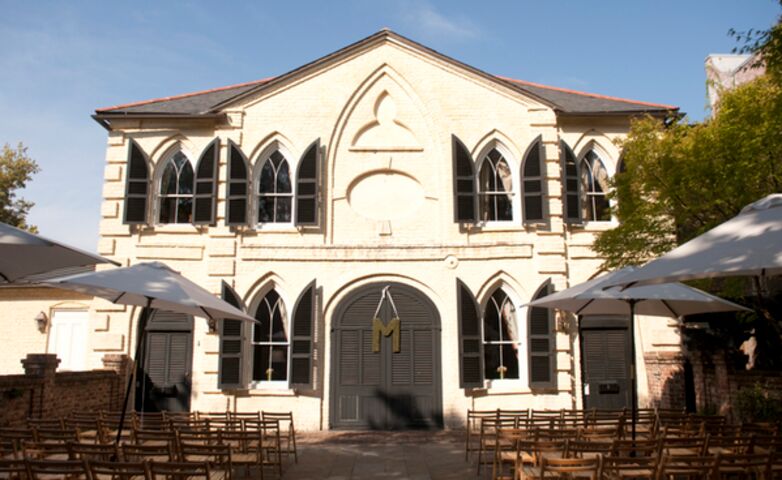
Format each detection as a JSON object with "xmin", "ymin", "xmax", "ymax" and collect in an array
[
  {"xmin": 66, "ymin": 441, "xmax": 119, "ymax": 461},
  {"xmin": 0, "ymin": 428, "xmax": 33, "ymax": 460},
  {"xmin": 659, "ymin": 436, "xmax": 708, "ymax": 457},
  {"xmin": 148, "ymin": 460, "xmax": 211, "ymax": 479},
  {"xmin": 566, "ymin": 439, "xmax": 613, "ymax": 459},
  {"xmin": 262, "ymin": 412, "xmax": 297, "ymax": 463},
  {"xmin": 492, "ymin": 428, "xmax": 529, "ymax": 480},
  {"xmin": 244, "ymin": 419, "xmax": 282, "ymax": 478},
  {"xmin": 21, "ymin": 440, "xmax": 71, "ymax": 460},
  {"xmin": 31, "ymin": 427, "xmax": 79, "ymax": 444},
  {"xmin": 705, "ymin": 434, "xmax": 754, "ymax": 455},
  {"xmin": 477, "ymin": 416, "xmax": 519, "ymax": 475},
  {"xmin": 0, "ymin": 458, "xmax": 27, "ymax": 479},
  {"xmin": 610, "ymin": 438, "xmax": 661, "ymax": 458},
  {"xmin": 465, "ymin": 410, "xmax": 499, "ymax": 462},
  {"xmin": 535, "ymin": 456, "xmax": 602, "ymax": 480},
  {"xmin": 219, "ymin": 430, "xmax": 264, "ymax": 480},
  {"xmin": 64, "ymin": 417, "xmax": 101, "ymax": 444},
  {"xmin": 714, "ymin": 451, "xmax": 771, "ymax": 480},
  {"xmin": 87, "ymin": 459, "xmax": 148, "ymax": 480},
  {"xmin": 134, "ymin": 412, "xmax": 167, "ymax": 431},
  {"xmin": 179, "ymin": 442, "xmax": 233, "ymax": 480},
  {"xmin": 26, "ymin": 418, "xmax": 64, "ymax": 430},
  {"xmin": 602, "ymin": 455, "xmax": 658, "ymax": 480},
  {"xmin": 656, "ymin": 454, "xmax": 718, "ymax": 480},
  {"xmin": 25, "ymin": 458, "xmax": 90, "ymax": 480},
  {"xmin": 121, "ymin": 443, "xmax": 176, "ymax": 463}
]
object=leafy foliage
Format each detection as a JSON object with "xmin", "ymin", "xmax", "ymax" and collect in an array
[
  {"xmin": 730, "ymin": 0, "xmax": 782, "ymax": 81},
  {"xmin": 594, "ymin": 76, "xmax": 782, "ymax": 270},
  {"xmin": 733, "ymin": 382, "xmax": 782, "ymax": 423},
  {"xmin": 0, "ymin": 143, "xmax": 40, "ymax": 230}
]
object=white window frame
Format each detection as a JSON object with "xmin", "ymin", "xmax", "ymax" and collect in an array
[
  {"xmin": 480, "ymin": 285, "xmax": 528, "ymax": 387},
  {"xmin": 474, "ymin": 142, "xmax": 520, "ymax": 226},
  {"xmin": 153, "ymin": 146, "xmax": 196, "ymax": 226},
  {"xmin": 253, "ymin": 142, "xmax": 297, "ymax": 230},
  {"xmin": 247, "ymin": 284, "xmax": 292, "ymax": 390}
]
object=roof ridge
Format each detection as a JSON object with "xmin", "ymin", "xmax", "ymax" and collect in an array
[
  {"xmin": 497, "ymin": 75, "xmax": 677, "ymax": 110},
  {"xmin": 95, "ymin": 77, "xmax": 276, "ymax": 113}
]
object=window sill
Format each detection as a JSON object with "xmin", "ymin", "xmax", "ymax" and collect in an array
[
  {"xmin": 143, "ymin": 224, "xmax": 206, "ymax": 234},
  {"xmin": 252, "ymin": 224, "xmax": 299, "ymax": 233},
  {"xmin": 567, "ymin": 220, "xmax": 618, "ymax": 232}
]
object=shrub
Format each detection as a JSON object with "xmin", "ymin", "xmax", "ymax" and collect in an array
[{"xmin": 733, "ymin": 382, "xmax": 782, "ymax": 423}]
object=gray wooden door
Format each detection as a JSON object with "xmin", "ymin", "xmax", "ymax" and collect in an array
[
  {"xmin": 136, "ymin": 310, "xmax": 194, "ymax": 413},
  {"xmin": 580, "ymin": 317, "xmax": 632, "ymax": 410},
  {"xmin": 331, "ymin": 283, "xmax": 442, "ymax": 429}
]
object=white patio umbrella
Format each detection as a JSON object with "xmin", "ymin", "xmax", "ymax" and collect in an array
[
  {"xmin": 526, "ymin": 267, "xmax": 749, "ymax": 442},
  {"xmin": 46, "ymin": 261, "xmax": 257, "ymax": 444},
  {"xmin": 604, "ymin": 194, "xmax": 782, "ymax": 289},
  {"xmin": 0, "ymin": 221, "xmax": 118, "ymax": 283}
]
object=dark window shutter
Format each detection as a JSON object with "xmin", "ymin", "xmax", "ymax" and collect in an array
[
  {"xmin": 295, "ymin": 140, "xmax": 320, "ymax": 226},
  {"xmin": 194, "ymin": 139, "xmax": 219, "ymax": 225},
  {"xmin": 457, "ymin": 280, "xmax": 483, "ymax": 388},
  {"xmin": 226, "ymin": 142, "xmax": 249, "ymax": 226},
  {"xmin": 522, "ymin": 137, "xmax": 546, "ymax": 222},
  {"xmin": 561, "ymin": 141, "xmax": 581, "ymax": 223},
  {"xmin": 124, "ymin": 140, "xmax": 149, "ymax": 224},
  {"xmin": 218, "ymin": 281, "xmax": 247, "ymax": 390},
  {"xmin": 528, "ymin": 280, "xmax": 557, "ymax": 389},
  {"xmin": 290, "ymin": 281, "xmax": 316, "ymax": 389},
  {"xmin": 452, "ymin": 136, "xmax": 476, "ymax": 222}
]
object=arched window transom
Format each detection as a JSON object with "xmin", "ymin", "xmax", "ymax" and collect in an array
[
  {"xmin": 158, "ymin": 151, "xmax": 193, "ymax": 224},
  {"xmin": 478, "ymin": 148, "xmax": 514, "ymax": 222},
  {"xmin": 252, "ymin": 289, "xmax": 289, "ymax": 383},
  {"xmin": 483, "ymin": 288, "xmax": 520, "ymax": 380},
  {"xmin": 579, "ymin": 150, "xmax": 611, "ymax": 222},
  {"xmin": 257, "ymin": 150, "xmax": 292, "ymax": 223}
]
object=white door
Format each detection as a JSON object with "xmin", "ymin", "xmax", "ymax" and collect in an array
[{"xmin": 48, "ymin": 310, "xmax": 88, "ymax": 371}]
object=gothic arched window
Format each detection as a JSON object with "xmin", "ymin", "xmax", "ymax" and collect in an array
[
  {"xmin": 478, "ymin": 148, "xmax": 514, "ymax": 222},
  {"xmin": 483, "ymin": 288, "xmax": 520, "ymax": 380},
  {"xmin": 579, "ymin": 150, "xmax": 611, "ymax": 222},
  {"xmin": 257, "ymin": 150, "xmax": 293, "ymax": 224},
  {"xmin": 158, "ymin": 151, "xmax": 193, "ymax": 224},
  {"xmin": 252, "ymin": 289, "xmax": 289, "ymax": 383}
]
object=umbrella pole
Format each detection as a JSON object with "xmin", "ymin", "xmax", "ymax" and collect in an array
[
  {"xmin": 628, "ymin": 300, "xmax": 638, "ymax": 452},
  {"xmin": 115, "ymin": 303, "xmax": 151, "ymax": 446}
]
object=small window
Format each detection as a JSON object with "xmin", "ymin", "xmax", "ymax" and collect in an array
[
  {"xmin": 478, "ymin": 149, "xmax": 514, "ymax": 222},
  {"xmin": 158, "ymin": 151, "xmax": 194, "ymax": 224},
  {"xmin": 580, "ymin": 150, "xmax": 611, "ymax": 222},
  {"xmin": 257, "ymin": 150, "xmax": 292, "ymax": 224},
  {"xmin": 483, "ymin": 288, "xmax": 520, "ymax": 380},
  {"xmin": 252, "ymin": 289, "xmax": 289, "ymax": 384}
]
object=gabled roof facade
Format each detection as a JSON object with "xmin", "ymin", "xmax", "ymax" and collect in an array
[{"xmin": 94, "ymin": 29, "xmax": 676, "ymax": 126}]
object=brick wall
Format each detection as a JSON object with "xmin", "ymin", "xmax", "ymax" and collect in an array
[
  {"xmin": 644, "ymin": 351, "xmax": 686, "ymax": 409},
  {"xmin": 0, "ymin": 353, "xmax": 128, "ymax": 427}
]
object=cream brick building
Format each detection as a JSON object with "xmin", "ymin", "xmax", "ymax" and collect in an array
[{"xmin": 0, "ymin": 30, "xmax": 685, "ymax": 430}]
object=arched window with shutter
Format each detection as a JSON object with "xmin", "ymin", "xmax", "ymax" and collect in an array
[
  {"xmin": 477, "ymin": 147, "xmax": 515, "ymax": 222},
  {"xmin": 226, "ymin": 141, "xmax": 249, "ymax": 226},
  {"xmin": 251, "ymin": 288, "xmax": 289, "ymax": 385},
  {"xmin": 521, "ymin": 137, "xmax": 545, "ymax": 222},
  {"xmin": 123, "ymin": 140, "xmax": 150, "ymax": 225},
  {"xmin": 561, "ymin": 141, "xmax": 581, "ymax": 224},
  {"xmin": 528, "ymin": 279, "xmax": 556, "ymax": 389},
  {"xmin": 482, "ymin": 287, "xmax": 522, "ymax": 380},
  {"xmin": 158, "ymin": 150, "xmax": 194, "ymax": 224},
  {"xmin": 193, "ymin": 139, "xmax": 219, "ymax": 225},
  {"xmin": 579, "ymin": 150, "xmax": 611, "ymax": 222},
  {"xmin": 256, "ymin": 148, "xmax": 293, "ymax": 224},
  {"xmin": 452, "ymin": 136, "xmax": 476, "ymax": 222},
  {"xmin": 295, "ymin": 140, "xmax": 319, "ymax": 226}
]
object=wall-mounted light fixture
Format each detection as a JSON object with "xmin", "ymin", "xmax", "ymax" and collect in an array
[{"xmin": 34, "ymin": 311, "xmax": 49, "ymax": 333}]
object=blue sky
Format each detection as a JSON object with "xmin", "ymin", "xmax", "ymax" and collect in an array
[{"xmin": 0, "ymin": 0, "xmax": 778, "ymax": 251}]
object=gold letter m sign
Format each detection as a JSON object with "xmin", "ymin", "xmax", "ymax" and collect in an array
[{"xmin": 372, "ymin": 317, "xmax": 401, "ymax": 353}]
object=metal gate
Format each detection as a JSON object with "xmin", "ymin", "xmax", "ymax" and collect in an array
[
  {"xmin": 580, "ymin": 316, "xmax": 632, "ymax": 410},
  {"xmin": 135, "ymin": 310, "xmax": 194, "ymax": 413},
  {"xmin": 330, "ymin": 283, "xmax": 442, "ymax": 429}
]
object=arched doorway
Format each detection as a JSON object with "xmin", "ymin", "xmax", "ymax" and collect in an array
[
  {"xmin": 330, "ymin": 282, "xmax": 442, "ymax": 429},
  {"xmin": 134, "ymin": 309, "xmax": 194, "ymax": 413}
]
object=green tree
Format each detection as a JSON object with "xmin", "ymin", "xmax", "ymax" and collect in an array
[
  {"xmin": 0, "ymin": 143, "xmax": 40, "ymax": 230},
  {"xmin": 594, "ymin": 75, "xmax": 782, "ymax": 269}
]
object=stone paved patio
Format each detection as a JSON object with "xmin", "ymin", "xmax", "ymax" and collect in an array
[{"xmin": 279, "ymin": 430, "xmax": 473, "ymax": 480}]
